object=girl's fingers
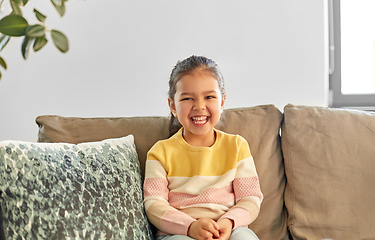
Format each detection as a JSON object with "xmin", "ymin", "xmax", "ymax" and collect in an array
[
  {"xmin": 203, "ymin": 222, "xmax": 219, "ymax": 238},
  {"xmin": 210, "ymin": 220, "xmax": 220, "ymax": 237},
  {"xmin": 199, "ymin": 230, "xmax": 213, "ymax": 240},
  {"xmin": 213, "ymin": 221, "xmax": 219, "ymax": 230},
  {"xmin": 193, "ymin": 218, "xmax": 220, "ymax": 240}
]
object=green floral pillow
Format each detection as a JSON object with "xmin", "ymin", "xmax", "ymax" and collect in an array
[{"xmin": 0, "ymin": 135, "xmax": 153, "ymax": 240}]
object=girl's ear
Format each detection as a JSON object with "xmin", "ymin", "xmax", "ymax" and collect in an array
[
  {"xmin": 168, "ymin": 98, "xmax": 177, "ymax": 116},
  {"xmin": 221, "ymin": 94, "xmax": 226, "ymax": 111}
]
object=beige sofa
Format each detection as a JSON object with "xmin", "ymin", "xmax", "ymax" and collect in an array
[{"xmin": 1, "ymin": 104, "xmax": 374, "ymax": 240}]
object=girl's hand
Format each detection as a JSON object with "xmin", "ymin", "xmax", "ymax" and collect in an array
[
  {"xmin": 188, "ymin": 218, "xmax": 220, "ymax": 240},
  {"xmin": 216, "ymin": 218, "xmax": 233, "ymax": 240}
]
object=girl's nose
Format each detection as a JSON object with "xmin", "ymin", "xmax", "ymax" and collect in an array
[{"xmin": 193, "ymin": 99, "xmax": 206, "ymax": 110}]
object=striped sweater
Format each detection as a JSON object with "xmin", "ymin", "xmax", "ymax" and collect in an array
[{"xmin": 143, "ymin": 128, "xmax": 263, "ymax": 236}]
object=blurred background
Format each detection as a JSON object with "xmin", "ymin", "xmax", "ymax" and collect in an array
[{"xmin": 0, "ymin": 0, "xmax": 328, "ymax": 141}]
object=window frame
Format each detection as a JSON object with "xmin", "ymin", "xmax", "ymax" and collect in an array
[{"xmin": 329, "ymin": 0, "xmax": 375, "ymax": 108}]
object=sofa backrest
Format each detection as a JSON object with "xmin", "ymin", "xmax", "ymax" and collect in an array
[
  {"xmin": 36, "ymin": 115, "xmax": 170, "ymax": 177},
  {"xmin": 36, "ymin": 104, "xmax": 289, "ymax": 240}
]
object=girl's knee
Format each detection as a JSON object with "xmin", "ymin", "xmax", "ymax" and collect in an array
[
  {"xmin": 230, "ymin": 227, "xmax": 259, "ymax": 240},
  {"xmin": 156, "ymin": 235, "xmax": 194, "ymax": 240}
]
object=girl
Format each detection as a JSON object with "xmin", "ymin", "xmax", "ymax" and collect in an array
[{"xmin": 143, "ymin": 56, "xmax": 263, "ymax": 240}]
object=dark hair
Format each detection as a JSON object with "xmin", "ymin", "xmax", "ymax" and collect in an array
[{"xmin": 168, "ymin": 55, "xmax": 225, "ymax": 137}]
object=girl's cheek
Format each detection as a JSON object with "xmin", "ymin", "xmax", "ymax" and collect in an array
[{"xmin": 180, "ymin": 102, "xmax": 191, "ymax": 110}]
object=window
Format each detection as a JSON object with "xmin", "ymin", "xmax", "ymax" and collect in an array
[{"xmin": 329, "ymin": 0, "xmax": 375, "ymax": 108}]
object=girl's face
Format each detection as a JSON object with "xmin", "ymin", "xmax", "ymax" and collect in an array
[{"xmin": 168, "ymin": 69, "xmax": 225, "ymax": 147}]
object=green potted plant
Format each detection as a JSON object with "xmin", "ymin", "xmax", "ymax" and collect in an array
[{"xmin": 0, "ymin": 0, "xmax": 69, "ymax": 80}]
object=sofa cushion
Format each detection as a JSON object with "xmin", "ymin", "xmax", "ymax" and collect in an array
[
  {"xmin": 282, "ymin": 104, "xmax": 375, "ymax": 240},
  {"xmin": 217, "ymin": 106, "xmax": 287, "ymax": 240},
  {"xmin": 0, "ymin": 135, "xmax": 153, "ymax": 239},
  {"xmin": 36, "ymin": 105, "xmax": 288, "ymax": 240}
]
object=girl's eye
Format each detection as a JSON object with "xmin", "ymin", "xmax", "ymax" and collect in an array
[
  {"xmin": 181, "ymin": 98, "xmax": 192, "ymax": 101},
  {"xmin": 206, "ymin": 96, "xmax": 215, "ymax": 99}
]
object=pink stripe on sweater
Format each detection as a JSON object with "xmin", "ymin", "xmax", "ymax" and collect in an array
[
  {"xmin": 220, "ymin": 207, "xmax": 252, "ymax": 229},
  {"xmin": 160, "ymin": 210, "xmax": 196, "ymax": 235},
  {"xmin": 169, "ymin": 185, "xmax": 234, "ymax": 208},
  {"xmin": 144, "ymin": 178, "xmax": 169, "ymax": 200},
  {"xmin": 233, "ymin": 177, "xmax": 263, "ymax": 200}
]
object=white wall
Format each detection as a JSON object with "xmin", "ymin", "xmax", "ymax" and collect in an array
[{"xmin": 0, "ymin": 0, "xmax": 328, "ymax": 141}]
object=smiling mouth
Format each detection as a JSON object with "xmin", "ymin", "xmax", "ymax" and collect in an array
[{"xmin": 191, "ymin": 116, "xmax": 209, "ymax": 125}]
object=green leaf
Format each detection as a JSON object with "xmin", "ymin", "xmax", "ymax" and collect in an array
[
  {"xmin": 51, "ymin": 0, "xmax": 65, "ymax": 17},
  {"xmin": 11, "ymin": 0, "xmax": 22, "ymax": 5},
  {"xmin": 26, "ymin": 24, "xmax": 45, "ymax": 37},
  {"xmin": 11, "ymin": 0, "xmax": 28, "ymax": 6},
  {"xmin": 0, "ymin": 56, "xmax": 7, "ymax": 69},
  {"xmin": 0, "ymin": 14, "xmax": 29, "ymax": 37},
  {"xmin": 34, "ymin": 9, "xmax": 46, "ymax": 23},
  {"xmin": 33, "ymin": 35, "xmax": 48, "ymax": 52},
  {"xmin": 10, "ymin": 1, "xmax": 22, "ymax": 15},
  {"xmin": 0, "ymin": 35, "xmax": 10, "ymax": 51},
  {"xmin": 21, "ymin": 35, "xmax": 34, "ymax": 59},
  {"xmin": 51, "ymin": 29, "xmax": 68, "ymax": 53},
  {"xmin": 52, "ymin": 0, "xmax": 62, "ymax": 6}
]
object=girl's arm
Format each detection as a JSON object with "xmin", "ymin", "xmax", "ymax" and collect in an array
[
  {"xmin": 218, "ymin": 137, "xmax": 263, "ymax": 229},
  {"xmin": 143, "ymin": 149, "xmax": 196, "ymax": 235}
]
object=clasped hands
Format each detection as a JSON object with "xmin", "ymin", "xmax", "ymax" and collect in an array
[{"xmin": 187, "ymin": 217, "xmax": 234, "ymax": 240}]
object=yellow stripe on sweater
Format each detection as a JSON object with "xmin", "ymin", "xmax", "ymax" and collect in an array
[{"xmin": 147, "ymin": 129, "xmax": 251, "ymax": 177}]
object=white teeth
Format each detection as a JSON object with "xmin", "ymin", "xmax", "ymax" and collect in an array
[
  {"xmin": 191, "ymin": 116, "xmax": 208, "ymax": 125},
  {"xmin": 192, "ymin": 117, "xmax": 206, "ymax": 121}
]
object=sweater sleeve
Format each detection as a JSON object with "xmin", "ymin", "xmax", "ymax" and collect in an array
[
  {"xmin": 219, "ymin": 136, "xmax": 263, "ymax": 229},
  {"xmin": 143, "ymin": 143, "xmax": 196, "ymax": 235}
]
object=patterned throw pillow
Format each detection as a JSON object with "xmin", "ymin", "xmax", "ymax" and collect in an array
[{"xmin": 0, "ymin": 135, "xmax": 153, "ymax": 240}]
